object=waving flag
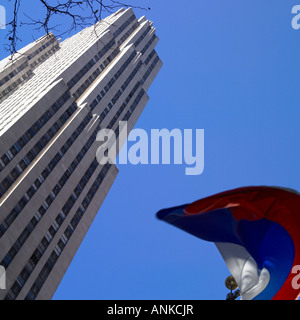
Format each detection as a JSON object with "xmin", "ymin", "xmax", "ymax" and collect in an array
[{"xmin": 157, "ymin": 186, "xmax": 300, "ymax": 300}]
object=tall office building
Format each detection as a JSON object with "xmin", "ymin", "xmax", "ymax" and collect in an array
[{"xmin": 0, "ymin": 8, "xmax": 162, "ymax": 300}]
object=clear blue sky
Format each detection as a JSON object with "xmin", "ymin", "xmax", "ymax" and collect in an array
[{"xmin": 1, "ymin": 0, "xmax": 300, "ymax": 300}]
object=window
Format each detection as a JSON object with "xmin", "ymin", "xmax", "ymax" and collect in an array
[
  {"xmin": 18, "ymin": 228, "xmax": 30, "ymax": 246},
  {"xmin": 45, "ymin": 232, "xmax": 52, "ymax": 243},
  {"xmin": 26, "ymin": 186, "xmax": 35, "ymax": 199},
  {"xmin": 34, "ymin": 212, "xmax": 42, "ymax": 222},
  {"xmin": 56, "ymin": 213, "xmax": 64, "ymax": 226},
  {"xmin": 30, "ymin": 251, "xmax": 40, "ymax": 266},
  {"xmin": 1, "ymin": 154, "xmax": 9, "ymax": 166},
  {"xmin": 49, "ymin": 226, "xmax": 56, "ymax": 237}
]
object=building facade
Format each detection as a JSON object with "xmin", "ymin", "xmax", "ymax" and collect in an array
[{"xmin": 0, "ymin": 8, "xmax": 162, "ymax": 300}]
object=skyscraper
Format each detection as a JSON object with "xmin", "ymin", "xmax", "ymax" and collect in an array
[{"xmin": 0, "ymin": 8, "xmax": 162, "ymax": 300}]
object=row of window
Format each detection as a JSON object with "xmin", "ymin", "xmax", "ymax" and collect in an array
[
  {"xmin": 97, "ymin": 47, "xmax": 157, "ymax": 127},
  {"xmin": 119, "ymin": 55, "xmax": 156, "ymax": 120},
  {"xmin": 68, "ymin": 14, "xmax": 139, "ymax": 96},
  {"xmin": 122, "ymin": 88, "xmax": 146, "ymax": 122},
  {"xmin": 108, "ymin": 80, "xmax": 142, "ymax": 130},
  {"xmin": 144, "ymin": 49, "xmax": 156, "ymax": 66},
  {"xmin": 117, "ymin": 21, "xmax": 139, "ymax": 46},
  {"xmin": 97, "ymin": 59, "xmax": 143, "ymax": 126},
  {"xmin": 0, "ymin": 102, "xmax": 77, "ymax": 199},
  {"xmin": 0, "ymin": 91, "xmax": 71, "ymax": 173},
  {"xmin": 141, "ymin": 34, "xmax": 157, "ymax": 56},
  {"xmin": 70, "ymin": 18, "xmax": 151, "ymax": 106},
  {"xmin": 0, "ymin": 70, "xmax": 33, "ymax": 101},
  {"xmin": 89, "ymin": 41, "xmax": 155, "ymax": 126},
  {"xmin": 0, "ymin": 61, "xmax": 28, "ymax": 86},
  {"xmin": 101, "ymin": 59, "xmax": 143, "ymax": 122},
  {"xmin": 113, "ymin": 14, "xmax": 136, "ymax": 38},
  {"xmin": 27, "ymin": 38, "xmax": 56, "ymax": 61},
  {"xmin": 72, "ymin": 14, "xmax": 141, "ymax": 99},
  {"xmin": 67, "ymin": 39, "xmax": 116, "ymax": 90},
  {"xmin": 0, "ymin": 41, "xmax": 59, "ymax": 102},
  {"xmin": 4, "ymin": 159, "xmax": 110, "ymax": 300},
  {"xmin": 72, "ymin": 48, "xmax": 119, "ymax": 101},
  {"xmin": 0, "ymin": 125, "xmax": 100, "ymax": 270},
  {"xmin": 142, "ymin": 55, "xmax": 160, "ymax": 83},
  {"xmin": 98, "ymin": 25, "xmax": 154, "ymax": 114},
  {"xmin": 134, "ymin": 25, "xmax": 152, "ymax": 48},
  {"xmin": 89, "ymin": 50, "xmax": 137, "ymax": 112},
  {"xmin": 24, "ymin": 162, "xmax": 111, "ymax": 300},
  {"xmin": 29, "ymin": 44, "xmax": 60, "ymax": 69},
  {"xmin": 0, "ymin": 112, "xmax": 93, "ymax": 238}
]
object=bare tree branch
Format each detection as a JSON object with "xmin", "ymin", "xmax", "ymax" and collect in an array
[
  {"xmin": 4, "ymin": 0, "xmax": 149, "ymax": 56},
  {"xmin": 5, "ymin": 0, "xmax": 21, "ymax": 55}
]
